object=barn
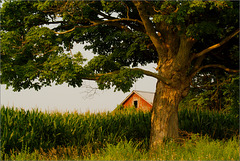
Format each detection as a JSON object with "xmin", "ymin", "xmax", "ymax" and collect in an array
[{"xmin": 120, "ymin": 90, "xmax": 155, "ymax": 112}]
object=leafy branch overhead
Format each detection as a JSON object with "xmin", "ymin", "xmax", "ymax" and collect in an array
[{"xmin": 1, "ymin": 0, "xmax": 239, "ymax": 92}]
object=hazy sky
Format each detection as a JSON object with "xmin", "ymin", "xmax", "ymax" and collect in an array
[{"xmin": 1, "ymin": 44, "xmax": 157, "ymax": 113}]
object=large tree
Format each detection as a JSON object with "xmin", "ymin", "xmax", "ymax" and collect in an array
[{"xmin": 1, "ymin": 0, "xmax": 239, "ymax": 149}]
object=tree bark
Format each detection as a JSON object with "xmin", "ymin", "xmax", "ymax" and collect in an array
[
  {"xmin": 150, "ymin": 51, "xmax": 191, "ymax": 150},
  {"xmin": 150, "ymin": 80, "xmax": 184, "ymax": 150}
]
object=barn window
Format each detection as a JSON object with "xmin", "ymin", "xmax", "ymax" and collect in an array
[{"xmin": 134, "ymin": 100, "xmax": 138, "ymax": 108}]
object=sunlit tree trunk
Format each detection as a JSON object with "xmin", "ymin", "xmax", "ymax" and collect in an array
[
  {"xmin": 150, "ymin": 80, "xmax": 182, "ymax": 149},
  {"xmin": 149, "ymin": 38, "xmax": 192, "ymax": 150}
]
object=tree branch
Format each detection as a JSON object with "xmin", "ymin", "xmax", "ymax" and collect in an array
[
  {"xmin": 82, "ymin": 67, "xmax": 171, "ymax": 85},
  {"xmin": 81, "ymin": 70, "xmax": 120, "ymax": 81},
  {"xmin": 132, "ymin": 68, "xmax": 171, "ymax": 85},
  {"xmin": 106, "ymin": 22, "xmax": 132, "ymax": 32},
  {"xmin": 53, "ymin": 18, "xmax": 143, "ymax": 35},
  {"xmin": 191, "ymin": 29, "xmax": 240, "ymax": 60},
  {"xmin": 133, "ymin": 1, "xmax": 166, "ymax": 58},
  {"xmin": 0, "ymin": 21, "xmax": 65, "ymax": 29},
  {"xmin": 87, "ymin": 5, "xmax": 116, "ymax": 20},
  {"xmin": 132, "ymin": 68, "xmax": 159, "ymax": 79},
  {"xmin": 189, "ymin": 64, "xmax": 240, "ymax": 79},
  {"xmin": 190, "ymin": 78, "xmax": 232, "ymax": 89},
  {"xmin": 190, "ymin": 55, "xmax": 206, "ymax": 76}
]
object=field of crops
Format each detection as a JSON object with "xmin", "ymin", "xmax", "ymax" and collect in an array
[{"xmin": 1, "ymin": 106, "xmax": 239, "ymax": 160}]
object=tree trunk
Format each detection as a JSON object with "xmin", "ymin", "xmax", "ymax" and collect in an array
[
  {"xmin": 149, "ymin": 79, "xmax": 186, "ymax": 150},
  {"xmin": 148, "ymin": 33, "xmax": 194, "ymax": 150}
]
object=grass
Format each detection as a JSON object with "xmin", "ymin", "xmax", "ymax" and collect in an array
[
  {"xmin": 1, "ymin": 105, "xmax": 239, "ymax": 160},
  {"xmin": 4, "ymin": 136, "xmax": 239, "ymax": 160}
]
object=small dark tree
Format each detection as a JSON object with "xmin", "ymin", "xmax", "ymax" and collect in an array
[{"xmin": 1, "ymin": 0, "xmax": 239, "ymax": 149}]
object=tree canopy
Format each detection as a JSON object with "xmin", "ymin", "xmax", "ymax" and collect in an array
[{"xmin": 1, "ymin": 0, "xmax": 238, "ymax": 92}]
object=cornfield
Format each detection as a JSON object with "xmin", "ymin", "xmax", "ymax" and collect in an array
[
  {"xmin": 179, "ymin": 108, "xmax": 239, "ymax": 139},
  {"xmin": 1, "ymin": 106, "xmax": 150, "ymax": 157},
  {"xmin": 1, "ymin": 106, "xmax": 238, "ymax": 158}
]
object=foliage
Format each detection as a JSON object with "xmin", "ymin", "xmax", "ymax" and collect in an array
[
  {"xmin": 96, "ymin": 67, "xmax": 143, "ymax": 92},
  {"xmin": 1, "ymin": 105, "xmax": 238, "ymax": 160},
  {"xmin": 180, "ymin": 74, "xmax": 239, "ymax": 116},
  {"xmin": 0, "ymin": 0, "xmax": 238, "ymax": 93}
]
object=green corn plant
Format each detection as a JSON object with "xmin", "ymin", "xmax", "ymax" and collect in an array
[{"xmin": 1, "ymin": 105, "xmax": 238, "ymax": 160}]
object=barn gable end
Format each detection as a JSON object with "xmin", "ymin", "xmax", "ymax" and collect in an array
[{"xmin": 120, "ymin": 90, "xmax": 155, "ymax": 112}]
